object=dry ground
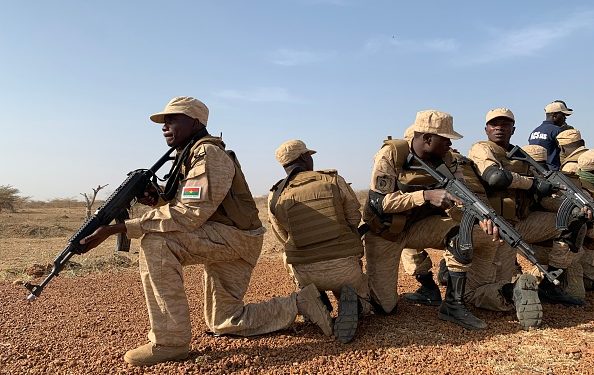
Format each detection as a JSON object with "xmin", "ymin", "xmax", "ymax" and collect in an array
[{"xmin": 0, "ymin": 201, "xmax": 593, "ymax": 374}]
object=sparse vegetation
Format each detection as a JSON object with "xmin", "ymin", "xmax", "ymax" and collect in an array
[{"xmin": 0, "ymin": 185, "xmax": 29, "ymax": 213}]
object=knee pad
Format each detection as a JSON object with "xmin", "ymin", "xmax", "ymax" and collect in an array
[{"xmin": 560, "ymin": 218, "xmax": 588, "ymax": 253}]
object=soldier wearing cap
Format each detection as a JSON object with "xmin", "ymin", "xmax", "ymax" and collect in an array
[
  {"xmin": 558, "ymin": 129, "xmax": 587, "ymax": 174},
  {"xmin": 528, "ymin": 100, "xmax": 575, "ymax": 170},
  {"xmin": 267, "ymin": 139, "xmax": 371, "ymax": 343},
  {"xmin": 362, "ymin": 109, "xmax": 502, "ymax": 330},
  {"xmin": 578, "ymin": 150, "xmax": 594, "ymax": 292},
  {"xmin": 80, "ymin": 96, "xmax": 334, "ymax": 366},
  {"xmin": 468, "ymin": 107, "xmax": 585, "ymax": 312}
]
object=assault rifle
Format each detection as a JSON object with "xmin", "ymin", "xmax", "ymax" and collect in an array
[
  {"xmin": 507, "ymin": 145, "xmax": 594, "ymax": 230},
  {"xmin": 24, "ymin": 147, "xmax": 176, "ymax": 301},
  {"xmin": 407, "ymin": 153, "xmax": 561, "ymax": 285}
]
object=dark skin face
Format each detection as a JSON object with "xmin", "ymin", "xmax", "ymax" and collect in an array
[
  {"xmin": 485, "ymin": 117, "xmax": 515, "ymax": 149},
  {"xmin": 411, "ymin": 133, "xmax": 451, "ymax": 161},
  {"xmin": 162, "ymin": 113, "xmax": 204, "ymax": 149}
]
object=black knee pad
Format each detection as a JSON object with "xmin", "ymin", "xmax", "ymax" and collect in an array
[{"xmin": 560, "ymin": 218, "xmax": 588, "ymax": 253}]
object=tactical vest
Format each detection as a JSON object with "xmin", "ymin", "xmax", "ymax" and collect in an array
[
  {"xmin": 271, "ymin": 170, "xmax": 363, "ymax": 264},
  {"xmin": 182, "ymin": 136, "xmax": 262, "ymax": 231},
  {"xmin": 364, "ymin": 139, "xmax": 487, "ymax": 241},
  {"xmin": 475, "ymin": 141, "xmax": 532, "ymax": 221}
]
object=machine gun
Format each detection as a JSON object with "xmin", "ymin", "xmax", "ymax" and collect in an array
[
  {"xmin": 507, "ymin": 145, "xmax": 594, "ymax": 230},
  {"xmin": 407, "ymin": 153, "xmax": 561, "ymax": 285},
  {"xmin": 24, "ymin": 147, "xmax": 176, "ymax": 300}
]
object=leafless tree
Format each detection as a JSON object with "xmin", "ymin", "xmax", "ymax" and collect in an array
[{"xmin": 80, "ymin": 184, "xmax": 108, "ymax": 219}]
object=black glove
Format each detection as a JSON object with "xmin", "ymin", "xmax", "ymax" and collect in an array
[{"xmin": 531, "ymin": 178, "xmax": 555, "ymax": 197}]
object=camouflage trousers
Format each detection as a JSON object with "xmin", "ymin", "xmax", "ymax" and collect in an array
[
  {"xmin": 138, "ymin": 221, "xmax": 298, "ymax": 347},
  {"xmin": 364, "ymin": 215, "xmax": 491, "ymax": 314},
  {"xmin": 465, "ymin": 211, "xmax": 563, "ymax": 311},
  {"xmin": 284, "ymin": 254, "xmax": 372, "ymax": 314}
]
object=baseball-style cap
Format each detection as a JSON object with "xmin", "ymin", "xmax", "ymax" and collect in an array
[
  {"xmin": 410, "ymin": 110, "xmax": 462, "ymax": 140},
  {"xmin": 485, "ymin": 108, "xmax": 515, "ymax": 125},
  {"xmin": 557, "ymin": 129, "xmax": 582, "ymax": 146},
  {"xmin": 275, "ymin": 140, "xmax": 317, "ymax": 166},
  {"xmin": 544, "ymin": 101, "xmax": 573, "ymax": 115},
  {"xmin": 578, "ymin": 149, "xmax": 594, "ymax": 172},
  {"xmin": 521, "ymin": 144, "xmax": 547, "ymax": 162},
  {"xmin": 150, "ymin": 96, "xmax": 209, "ymax": 125}
]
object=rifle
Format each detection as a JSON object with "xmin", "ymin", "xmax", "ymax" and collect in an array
[
  {"xmin": 507, "ymin": 145, "xmax": 594, "ymax": 230},
  {"xmin": 24, "ymin": 147, "xmax": 176, "ymax": 300},
  {"xmin": 407, "ymin": 153, "xmax": 561, "ymax": 285}
]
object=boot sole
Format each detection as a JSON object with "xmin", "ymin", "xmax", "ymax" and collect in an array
[
  {"xmin": 438, "ymin": 311, "xmax": 487, "ymax": 330},
  {"xmin": 513, "ymin": 275, "xmax": 542, "ymax": 330},
  {"xmin": 402, "ymin": 293, "xmax": 442, "ymax": 306},
  {"xmin": 334, "ymin": 285, "xmax": 359, "ymax": 343}
]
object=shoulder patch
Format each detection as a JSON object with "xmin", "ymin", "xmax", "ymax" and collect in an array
[
  {"xmin": 375, "ymin": 175, "xmax": 396, "ymax": 194},
  {"xmin": 182, "ymin": 185, "xmax": 202, "ymax": 200}
]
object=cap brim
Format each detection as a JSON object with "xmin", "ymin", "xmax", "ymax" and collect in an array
[
  {"xmin": 149, "ymin": 111, "xmax": 183, "ymax": 124},
  {"xmin": 562, "ymin": 110, "xmax": 573, "ymax": 115},
  {"xmin": 306, "ymin": 149, "xmax": 316, "ymax": 156},
  {"xmin": 437, "ymin": 130, "xmax": 463, "ymax": 140}
]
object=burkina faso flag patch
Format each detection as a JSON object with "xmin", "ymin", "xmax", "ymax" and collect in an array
[{"xmin": 182, "ymin": 186, "xmax": 202, "ymax": 200}]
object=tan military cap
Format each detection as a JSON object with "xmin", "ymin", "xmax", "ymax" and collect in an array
[
  {"xmin": 521, "ymin": 144, "xmax": 547, "ymax": 162},
  {"xmin": 403, "ymin": 125, "xmax": 415, "ymax": 141},
  {"xmin": 275, "ymin": 140, "xmax": 316, "ymax": 166},
  {"xmin": 150, "ymin": 96, "xmax": 209, "ymax": 125},
  {"xmin": 544, "ymin": 101, "xmax": 573, "ymax": 115},
  {"xmin": 557, "ymin": 129, "xmax": 582, "ymax": 146},
  {"xmin": 485, "ymin": 108, "xmax": 515, "ymax": 124},
  {"xmin": 411, "ymin": 110, "xmax": 462, "ymax": 140},
  {"xmin": 578, "ymin": 149, "xmax": 594, "ymax": 172}
]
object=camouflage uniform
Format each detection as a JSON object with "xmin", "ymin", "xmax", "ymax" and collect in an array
[
  {"xmin": 124, "ymin": 98, "xmax": 332, "ymax": 354},
  {"xmin": 578, "ymin": 150, "xmax": 594, "ymax": 292},
  {"xmin": 268, "ymin": 140, "xmax": 370, "ymax": 343},
  {"xmin": 363, "ymin": 110, "xmax": 489, "ymax": 330}
]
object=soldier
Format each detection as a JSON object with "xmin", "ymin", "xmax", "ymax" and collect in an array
[
  {"xmin": 362, "ymin": 109, "xmax": 500, "ymax": 330},
  {"xmin": 80, "ymin": 97, "xmax": 333, "ymax": 366},
  {"xmin": 528, "ymin": 100, "xmax": 574, "ymax": 170},
  {"xmin": 577, "ymin": 150, "xmax": 594, "ymax": 292},
  {"xmin": 558, "ymin": 129, "xmax": 588, "ymax": 171},
  {"xmin": 400, "ymin": 125, "xmax": 442, "ymax": 306},
  {"xmin": 267, "ymin": 139, "xmax": 371, "ymax": 343},
  {"xmin": 468, "ymin": 107, "xmax": 585, "ymax": 308}
]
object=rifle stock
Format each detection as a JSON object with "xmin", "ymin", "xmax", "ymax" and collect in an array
[
  {"xmin": 407, "ymin": 153, "xmax": 561, "ymax": 285},
  {"xmin": 24, "ymin": 147, "xmax": 175, "ymax": 300}
]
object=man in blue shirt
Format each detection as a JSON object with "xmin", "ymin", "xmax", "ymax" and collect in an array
[{"xmin": 528, "ymin": 100, "xmax": 574, "ymax": 170}]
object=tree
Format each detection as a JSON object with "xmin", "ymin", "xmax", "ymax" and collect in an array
[
  {"xmin": 0, "ymin": 185, "xmax": 29, "ymax": 213},
  {"xmin": 80, "ymin": 184, "xmax": 108, "ymax": 219}
]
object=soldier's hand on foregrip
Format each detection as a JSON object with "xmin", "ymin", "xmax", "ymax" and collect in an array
[
  {"xmin": 138, "ymin": 185, "xmax": 159, "ymax": 206},
  {"xmin": 478, "ymin": 219, "xmax": 502, "ymax": 242},
  {"xmin": 79, "ymin": 224, "xmax": 126, "ymax": 252}
]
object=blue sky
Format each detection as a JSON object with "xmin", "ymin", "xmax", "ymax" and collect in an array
[{"xmin": 2, "ymin": 1, "xmax": 594, "ymax": 200}]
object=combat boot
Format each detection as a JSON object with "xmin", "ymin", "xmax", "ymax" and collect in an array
[
  {"xmin": 296, "ymin": 284, "xmax": 333, "ymax": 336},
  {"xmin": 438, "ymin": 271, "xmax": 487, "ymax": 330},
  {"xmin": 501, "ymin": 275, "xmax": 542, "ymax": 330},
  {"xmin": 333, "ymin": 285, "xmax": 359, "ymax": 344},
  {"xmin": 538, "ymin": 267, "xmax": 585, "ymax": 306},
  {"xmin": 403, "ymin": 272, "xmax": 442, "ymax": 306},
  {"xmin": 124, "ymin": 343, "xmax": 189, "ymax": 366}
]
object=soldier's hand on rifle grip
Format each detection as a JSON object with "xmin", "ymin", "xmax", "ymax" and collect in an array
[
  {"xmin": 531, "ymin": 177, "xmax": 555, "ymax": 197},
  {"xmin": 138, "ymin": 184, "xmax": 159, "ymax": 206},
  {"xmin": 581, "ymin": 206, "xmax": 593, "ymax": 220},
  {"xmin": 423, "ymin": 189, "xmax": 462, "ymax": 209},
  {"xmin": 79, "ymin": 223, "xmax": 127, "ymax": 252}
]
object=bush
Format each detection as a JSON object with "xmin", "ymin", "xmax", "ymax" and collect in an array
[{"xmin": 0, "ymin": 185, "xmax": 29, "ymax": 213}]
